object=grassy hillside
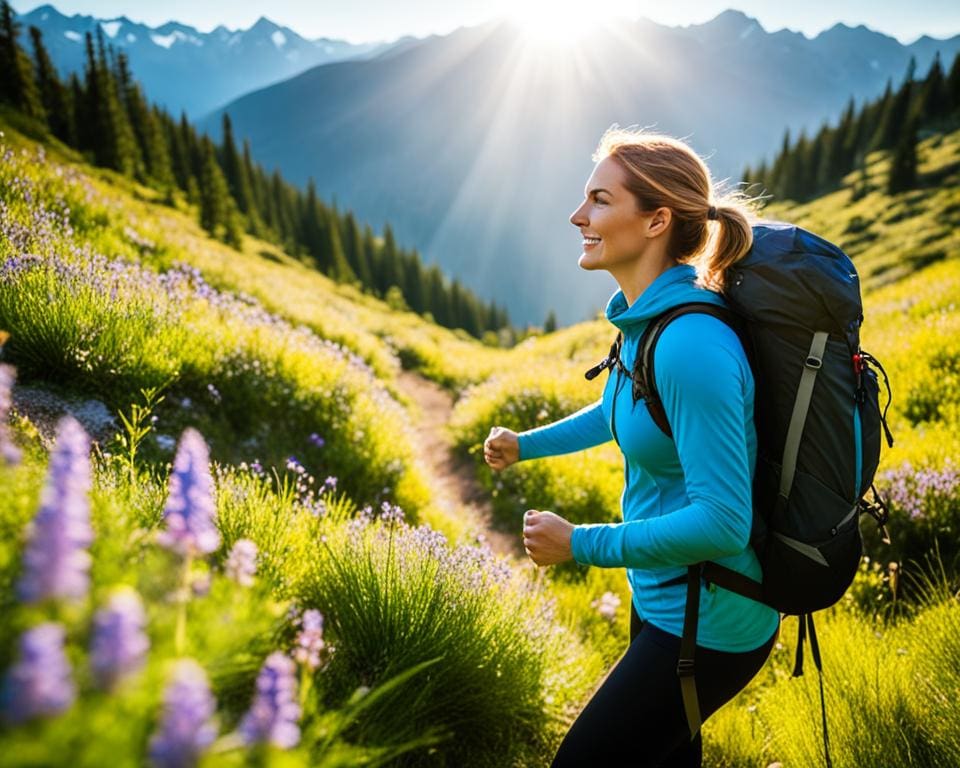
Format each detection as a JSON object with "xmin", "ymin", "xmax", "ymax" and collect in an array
[{"xmin": 0, "ymin": 111, "xmax": 958, "ymax": 768}]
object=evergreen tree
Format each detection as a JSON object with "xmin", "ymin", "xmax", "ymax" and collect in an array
[
  {"xmin": 947, "ymin": 51, "xmax": 960, "ymax": 113},
  {"xmin": 300, "ymin": 180, "xmax": 327, "ymax": 270},
  {"xmin": 116, "ymin": 51, "xmax": 170, "ymax": 184},
  {"xmin": 29, "ymin": 25, "xmax": 72, "ymax": 143},
  {"xmin": 887, "ymin": 115, "xmax": 918, "ymax": 194},
  {"xmin": 873, "ymin": 58, "xmax": 915, "ymax": 150},
  {"xmin": 401, "ymin": 250, "xmax": 425, "ymax": 313},
  {"xmin": 544, "ymin": 310, "xmax": 558, "ymax": 333},
  {"xmin": 220, "ymin": 114, "xmax": 255, "ymax": 218},
  {"xmin": 0, "ymin": 1, "xmax": 43, "ymax": 119},
  {"xmin": 199, "ymin": 136, "xmax": 231, "ymax": 236},
  {"xmin": 768, "ymin": 129, "xmax": 791, "ymax": 197},
  {"xmin": 379, "ymin": 224, "xmax": 401, "ymax": 294},
  {"xmin": 341, "ymin": 212, "xmax": 371, "ymax": 287},
  {"xmin": 324, "ymin": 208, "xmax": 354, "ymax": 282},
  {"xmin": 919, "ymin": 52, "xmax": 947, "ymax": 121}
]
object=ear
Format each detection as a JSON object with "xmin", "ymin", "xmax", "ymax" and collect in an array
[{"xmin": 645, "ymin": 206, "xmax": 673, "ymax": 239}]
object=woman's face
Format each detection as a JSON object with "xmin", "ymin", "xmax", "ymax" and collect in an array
[{"xmin": 569, "ymin": 156, "xmax": 656, "ymax": 273}]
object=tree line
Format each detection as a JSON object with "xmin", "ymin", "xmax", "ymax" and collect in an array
[
  {"xmin": 0, "ymin": 2, "xmax": 513, "ymax": 340},
  {"xmin": 743, "ymin": 50, "xmax": 960, "ymax": 200}
]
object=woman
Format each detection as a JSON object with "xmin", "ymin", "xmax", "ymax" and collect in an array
[{"xmin": 483, "ymin": 128, "xmax": 780, "ymax": 767}]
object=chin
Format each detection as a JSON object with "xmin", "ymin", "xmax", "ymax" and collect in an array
[{"xmin": 578, "ymin": 252, "xmax": 603, "ymax": 271}]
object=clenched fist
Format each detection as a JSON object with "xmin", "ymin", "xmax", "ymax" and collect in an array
[
  {"xmin": 484, "ymin": 426, "xmax": 520, "ymax": 471},
  {"xmin": 523, "ymin": 510, "xmax": 574, "ymax": 566}
]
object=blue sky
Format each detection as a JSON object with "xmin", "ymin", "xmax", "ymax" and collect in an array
[{"xmin": 11, "ymin": 0, "xmax": 960, "ymax": 44}]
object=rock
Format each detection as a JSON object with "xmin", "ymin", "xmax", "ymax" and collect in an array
[{"xmin": 12, "ymin": 384, "xmax": 117, "ymax": 447}]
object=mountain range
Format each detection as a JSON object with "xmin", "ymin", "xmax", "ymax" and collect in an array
[
  {"xmin": 13, "ymin": 3, "xmax": 395, "ymax": 116},
  {"xmin": 199, "ymin": 11, "xmax": 960, "ymax": 323},
  {"xmin": 14, "ymin": 5, "xmax": 960, "ymax": 323}
]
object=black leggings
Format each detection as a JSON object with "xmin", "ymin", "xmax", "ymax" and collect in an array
[{"xmin": 551, "ymin": 603, "xmax": 778, "ymax": 767}]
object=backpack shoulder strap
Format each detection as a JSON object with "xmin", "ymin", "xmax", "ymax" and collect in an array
[
  {"xmin": 636, "ymin": 302, "xmax": 747, "ymax": 438},
  {"xmin": 583, "ymin": 331, "xmax": 623, "ymax": 381}
]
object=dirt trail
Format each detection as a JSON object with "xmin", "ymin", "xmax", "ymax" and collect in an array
[{"xmin": 396, "ymin": 370, "xmax": 521, "ymax": 559}]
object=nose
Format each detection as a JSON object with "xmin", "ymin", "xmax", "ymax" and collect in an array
[{"xmin": 570, "ymin": 200, "xmax": 588, "ymax": 228}]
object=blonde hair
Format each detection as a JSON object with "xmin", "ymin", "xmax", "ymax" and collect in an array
[{"xmin": 593, "ymin": 127, "xmax": 757, "ymax": 293}]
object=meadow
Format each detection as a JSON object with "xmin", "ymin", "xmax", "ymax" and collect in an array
[{"xmin": 0, "ymin": 112, "xmax": 959, "ymax": 768}]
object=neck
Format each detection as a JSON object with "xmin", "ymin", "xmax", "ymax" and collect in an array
[{"xmin": 610, "ymin": 252, "xmax": 679, "ymax": 306}]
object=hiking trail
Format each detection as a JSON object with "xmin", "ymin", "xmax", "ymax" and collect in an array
[{"xmin": 396, "ymin": 370, "xmax": 521, "ymax": 559}]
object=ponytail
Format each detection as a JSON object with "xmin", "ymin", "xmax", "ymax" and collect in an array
[{"xmin": 696, "ymin": 198, "xmax": 754, "ymax": 293}]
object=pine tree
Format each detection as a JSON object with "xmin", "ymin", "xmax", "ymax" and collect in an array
[
  {"xmin": 919, "ymin": 52, "xmax": 947, "ymax": 121},
  {"xmin": 116, "ymin": 52, "xmax": 170, "ymax": 184},
  {"xmin": 341, "ymin": 212, "xmax": 371, "ymax": 287},
  {"xmin": 0, "ymin": 1, "xmax": 43, "ymax": 119},
  {"xmin": 219, "ymin": 114, "xmax": 254, "ymax": 218},
  {"xmin": 873, "ymin": 59, "xmax": 915, "ymax": 151},
  {"xmin": 544, "ymin": 310, "xmax": 558, "ymax": 333},
  {"xmin": 887, "ymin": 116, "xmax": 918, "ymax": 195},
  {"xmin": 28, "ymin": 25, "xmax": 72, "ymax": 143},
  {"xmin": 768, "ymin": 129, "xmax": 791, "ymax": 198},
  {"xmin": 947, "ymin": 51, "xmax": 960, "ymax": 114},
  {"xmin": 324, "ymin": 208, "xmax": 354, "ymax": 282},
  {"xmin": 199, "ymin": 136, "xmax": 231, "ymax": 236}
]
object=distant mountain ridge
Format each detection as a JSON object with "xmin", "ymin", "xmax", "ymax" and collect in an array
[
  {"xmin": 200, "ymin": 10, "xmax": 960, "ymax": 324},
  {"xmin": 13, "ymin": 3, "xmax": 394, "ymax": 116}
]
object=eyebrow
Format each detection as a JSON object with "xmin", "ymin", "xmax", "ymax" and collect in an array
[{"xmin": 587, "ymin": 188, "xmax": 612, "ymax": 197}]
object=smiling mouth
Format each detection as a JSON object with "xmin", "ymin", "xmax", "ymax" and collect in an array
[{"xmin": 582, "ymin": 236, "xmax": 601, "ymax": 247}]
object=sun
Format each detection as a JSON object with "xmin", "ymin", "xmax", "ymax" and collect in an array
[{"xmin": 507, "ymin": 0, "xmax": 636, "ymax": 46}]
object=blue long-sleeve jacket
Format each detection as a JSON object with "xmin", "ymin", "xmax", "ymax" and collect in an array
[{"xmin": 518, "ymin": 264, "xmax": 780, "ymax": 652}]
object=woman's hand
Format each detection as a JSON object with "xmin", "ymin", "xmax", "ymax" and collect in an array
[
  {"xmin": 523, "ymin": 510, "xmax": 574, "ymax": 566},
  {"xmin": 484, "ymin": 426, "xmax": 519, "ymax": 471}
]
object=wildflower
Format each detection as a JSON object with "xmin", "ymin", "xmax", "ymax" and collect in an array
[
  {"xmin": 293, "ymin": 609, "xmax": 327, "ymax": 671},
  {"xmin": 0, "ymin": 363, "xmax": 21, "ymax": 465},
  {"xmin": 225, "ymin": 539, "xmax": 258, "ymax": 587},
  {"xmin": 90, "ymin": 587, "xmax": 150, "ymax": 689},
  {"xmin": 17, "ymin": 416, "xmax": 93, "ymax": 603},
  {"xmin": 191, "ymin": 572, "xmax": 212, "ymax": 597},
  {"xmin": 239, "ymin": 652, "xmax": 301, "ymax": 749},
  {"xmin": 285, "ymin": 456, "xmax": 305, "ymax": 475},
  {"xmin": 148, "ymin": 659, "xmax": 218, "ymax": 768},
  {"xmin": 591, "ymin": 591, "xmax": 621, "ymax": 621},
  {"xmin": 308, "ymin": 433, "xmax": 325, "ymax": 448},
  {"xmin": 1, "ymin": 622, "xmax": 74, "ymax": 723},
  {"xmin": 379, "ymin": 501, "xmax": 404, "ymax": 525},
  {"xmin": 157, "ymin": 429, "xmax": 220, "ymax": 557},
  {"xmin": 322, "ymin": 476, "xmax": 337, "ymax": 493},
  {"xmin": 205, "ymin": 384, "xmax": 221, "ymax": 404}
]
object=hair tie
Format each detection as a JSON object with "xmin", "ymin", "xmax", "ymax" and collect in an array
[{"xmin": 707, "ymin": 205, "xmax": 718, "ymax": 221}]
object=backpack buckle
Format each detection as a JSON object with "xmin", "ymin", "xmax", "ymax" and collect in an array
[
  {"xmin": 805, "ymin": 356, "xmax": 823, "ymax": 370},
  {"xmin": 677, "ymin": 658, "xmax": 696, "ymax": 678}
]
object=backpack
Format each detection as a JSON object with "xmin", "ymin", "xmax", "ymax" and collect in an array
[{"xmin": 585, "ymin": 221, "xmax": 894, "ymax": 762}]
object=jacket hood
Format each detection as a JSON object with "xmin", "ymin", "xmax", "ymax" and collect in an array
[{"xmin": 605, "ymin": 264, "xmax": 725, "ymax": 333}]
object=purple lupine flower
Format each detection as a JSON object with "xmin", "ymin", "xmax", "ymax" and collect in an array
[
  {"xmin": 308, "ymin": 433, "xmax": 325, "ymax": 448},
  {"xmin": 157, "ymin": 429, "xmax": 220, "ymax": 556},
  {"xmin": 322, "ymin": 476, "xmax": 337, "ymax": 493},
  {"xmin": 225, "ymin": 539, "xmax": 258, "ymax": 587},
  {"xmin": 293, "ymin": 610, "xmax": 327, "ymax": 671},
  {"xmin": 239, "ymin": 652, "xmax": 301, "ymax": 748},
  {"xmin": 1, "ymin": 622, "xmax": 74, "ymax": 723},
  {"xmin": 17, "ymin": 416, "xmax": 93, "ymax": 603},
  {"xmin": 90, "ymin": 587, "xmax": 150, "ymax": 689},
  {"xmin": 0, "ymin": 363, "xmax": 21, "ymax": 465},
  {"xmin": 148, "ymin": 659, "xmax": 218, "ymax": 768}
]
